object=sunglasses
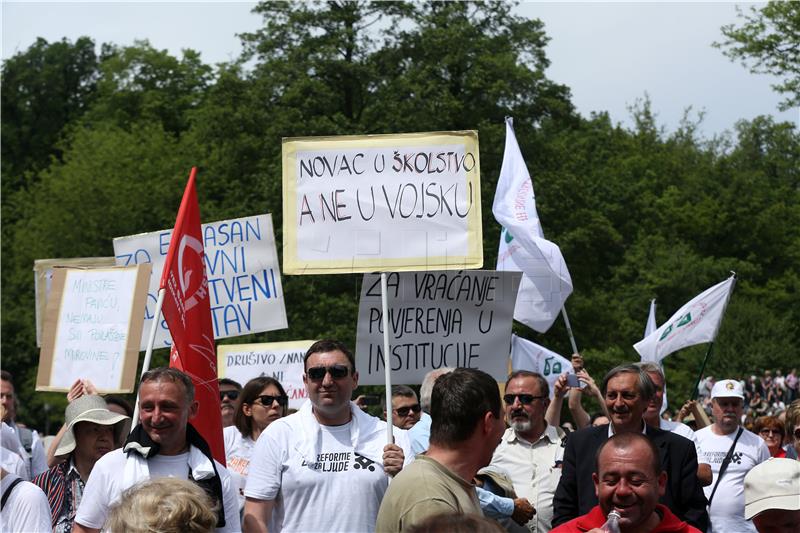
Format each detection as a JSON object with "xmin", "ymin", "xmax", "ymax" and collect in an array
[
  {"xmin": 220, "ymin": 390, "xmax": 240, "ymax": 401},
  {"xmin": 794, "ymin": 427, "xmax": 800, "ymax": 440},
  {"xmin": 306, "ymin": 364, "xmax": 350, "ymax": 381},
  {"xmin": 254, "ymin": 395, "xmax": 288, "ymax": 408},
  {"xmin": 759, "ymin": 428, "xmax": 783, "ymax": 437},
  {"xmin": 394, "ymin": 404, "xmax": 421, "ymax": 417},
  {"xmin": 503, "ymin": 393, "xmax": 547, "ymax": 405}
]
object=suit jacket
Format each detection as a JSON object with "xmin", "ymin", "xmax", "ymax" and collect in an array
[{"xmin": 552, "ymin": 424, "xmax": 709, "ymax": 532}]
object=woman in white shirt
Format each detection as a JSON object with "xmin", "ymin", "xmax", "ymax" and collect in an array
[{"xmin": 223, "ymin": 377, "xmax": 288, "ymax": 511}]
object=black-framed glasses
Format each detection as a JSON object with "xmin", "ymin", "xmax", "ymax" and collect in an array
[
  {"xmin": 759, "ymin": 428, "xmax": 782, "ymax": 436},
  {"xmin": 393, "ymin": 404, "xmax": 421, "ymax": 417},
  {"xmin": 254, "ymin": 395, "xmax": 288, "ymax": 408},
  {"xmin": 306, "ymin": 364, "xmax": 350, "ymax": 381},
  {"xmin": 220, "ymin": 390, "xmax": 240, "ymax": 401},
  {"xmin": 503, "ymin": 393, "xmax": 546, "ymax": 405}
]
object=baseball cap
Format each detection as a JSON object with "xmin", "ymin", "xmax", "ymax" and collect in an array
[
  {"xmin": 710, "ymin": 379, "xmax": 744, "ymax": 400},
  {"xmin": 744, "ymin": 458, "xmax": 800, "ymax": 519}
]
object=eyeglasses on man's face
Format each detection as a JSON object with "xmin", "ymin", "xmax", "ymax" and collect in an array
[
  {"xmin": 220, "ymin": 390, "xmax": 240, "ymax": 401},
  {"xmin": 393, "ymin": 404, "xmax": 421, "ymax": 417},
  {"xmin": 503, "ymin": 393, "xmax": 546, "ymax": 405}
]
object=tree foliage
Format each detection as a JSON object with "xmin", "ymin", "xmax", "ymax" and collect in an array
[
  {"xmin": 1, "ymin": 0, "xmax": 798, "ymax": 430},
  {"xmin": 716, "ymin": 1, "xmax": 800, "ymax": 111}
]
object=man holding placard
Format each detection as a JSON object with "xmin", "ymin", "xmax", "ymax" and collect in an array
[{"xmin": 243, "ymin": 340, "xmax": 410, "ymax": 533}]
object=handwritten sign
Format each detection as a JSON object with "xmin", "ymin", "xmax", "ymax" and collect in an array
[
  {"xmin": 33, "ymin": 257, "xmax": 116, "ymax": 347},
  {"xmin": 282, "ymin": 131, "xmax": 483, "ymax": 274},
  {"xmin": 355, "ymin": 270, "xmax": 521, "ymax": 384},
  {"xmin": 218, "ymin": 340, "xmax": 315, "ymax": 410},
  {"xmin": 114, "ymin": 214, "xmax": 287, "ymax": 350},
  {"xmin": 36, "ymin": 265, "xmax": 150, "ymax": 392}
]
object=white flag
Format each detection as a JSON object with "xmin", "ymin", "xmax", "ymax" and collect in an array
[
  {"xmin": 634, "ymin": 276, "xmax": 736, "ymax": 363},
  {"xmin": 493, "ymin": 117, "xmax": 573, "ymax": 333},
  {"xmin": 644, "ymin": 299, "xmax": 657, "ymax": 337},
  {"xmin": 641, "ymin": 299, "xmax": 668, "ymax": 413},
  {"xmin": 510, "ymin": 334, "xmax": 574, "ymax": 399}
]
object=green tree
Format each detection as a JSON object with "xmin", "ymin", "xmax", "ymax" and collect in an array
[{"xmin": 716, "ymin": 1, "xmax": 800, "ymax": 110}]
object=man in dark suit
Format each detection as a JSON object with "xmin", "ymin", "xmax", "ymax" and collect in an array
[{"xmin": 552, "ymin": 364, "xmax": 709, "ymax": 531}]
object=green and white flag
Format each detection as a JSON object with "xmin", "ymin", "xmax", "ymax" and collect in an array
[
  {"xmin": 634, "ymin": 276, "xmax": 735, "ymax": 363},
  {"xmin": 510, "ymin": 334, "xmax": 573, "ymax": 399}
]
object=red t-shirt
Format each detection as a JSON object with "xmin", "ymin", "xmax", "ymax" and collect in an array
[{"xmin": 551, "ymin": 504, "xmax": 702, "ymax": 533}]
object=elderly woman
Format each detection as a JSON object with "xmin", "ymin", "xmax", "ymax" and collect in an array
[
  {"xmin": 754, "ymin": 415, "xmax": 787, "ymax": 458},
  {"xmin": 223, "ymin": 377, "xmax": 288, "ymax": 510}
]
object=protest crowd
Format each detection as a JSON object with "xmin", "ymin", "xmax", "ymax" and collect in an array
[{"xmin": 2, "ymin": 341, "xmax": 799, "ymax": 533}]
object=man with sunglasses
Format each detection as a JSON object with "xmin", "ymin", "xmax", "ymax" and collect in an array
[
  {"xmin": 383, "ymin": 386, "xmax": 422, "ymax": 430},
  {"xmin": 488, "ymin": 370, "xmax": 565, "ymax": 532},
  {"xmin": 243, "ymin": 340, "xmax": 410, "ymax": 533},
  {"xmin": 218, "ymin": 378, "xmax": 242, "ymax": 428}
]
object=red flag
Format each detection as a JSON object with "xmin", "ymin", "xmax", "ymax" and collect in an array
[{"xmin": 160, "ymin": 167, "xmax": 224, "ymax": 465}]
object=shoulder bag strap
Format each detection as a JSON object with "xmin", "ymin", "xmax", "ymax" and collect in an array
[
  {"xmin": 1, "ymin": 477, "xmax": 25, "ymax": 510},
  {"xmin": 707, "ymin": 426, "xmax": 744, "ymax": 506}
]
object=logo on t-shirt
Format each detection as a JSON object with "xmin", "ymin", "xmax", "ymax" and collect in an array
[
  {"xmin": 353, "ymin": 453, "xmax": 377, "ymax": 472},
  {"xmin": 731, "ymin": 452, "xmax": 743, "ymax": 464}
]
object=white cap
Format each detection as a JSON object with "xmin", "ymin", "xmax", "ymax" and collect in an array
[
  {"xmin": 744, "ymin": 458, "xmax": 800, "ymax": 519},
  {"xmin": 710, "ymin": 379, "xmax": 744, "ymax": 400}
]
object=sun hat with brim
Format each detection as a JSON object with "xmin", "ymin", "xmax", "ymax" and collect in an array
[
  {"xmin": 54, "ymin": 394, "xmax": 129, "ymax": 457},
  {"xmin": 744, "ymin": 458, "xmax": 800, "ymax": 519}
]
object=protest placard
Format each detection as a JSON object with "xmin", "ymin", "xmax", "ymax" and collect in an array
[
  {"xmin": 218, "ymin": 340, "xmax": 315, "ymax": 409},
  {"xmin": 33, "ymin": 257, "xmax": 116, "ymax": 347},
  {"xmin": 36, "ymin": 265, "xmax": 150, "ymax": 393},
  {"xmin": 282, "ymin": 131, "xmax": 483, "ymax": 274},
  {"xmin": 355, "ymin": 270, "xmax": 521, "ymax": 384},
  {"xmin": 114, "ymin": 214, "xmax": 287, "ymax": 351}
]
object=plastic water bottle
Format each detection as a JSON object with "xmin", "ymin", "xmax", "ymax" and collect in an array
[{"xmin": 600, "ymin": 510, "xmax": 621, "ymax": 533}]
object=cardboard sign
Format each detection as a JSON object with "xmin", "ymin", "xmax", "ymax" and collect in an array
[
  {"xmin": 33, "ymin": 257, "xmax": 116, "ymax": 347},
  {"xmin": 282, "ymin": 131, "xmax": 483, "ymax": 274},
  {"xmin": 36, "ymin": 265, "xmax": 151, "ymax": 393},
  {"xmin": 218, "ymin": 340, "xmax": 315, "ymax": 410},
  {"xmin": 114, "ymin": 214, "xmax": 287, "ymax": 351},
  {"xmin": 355, "ymin": 270, "xmax": 521, "ymax": 384}
]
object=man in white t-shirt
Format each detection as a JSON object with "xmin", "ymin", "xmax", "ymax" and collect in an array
[
  {"xmin": 1, "ymin": 468, "xmax": 52, "ymax": 532},
  {"xmin": 73, "ymin": 368, "xmax": 239, "ymax": 533},
  {"xmin": 637, "ymin": 362, "xmax": 712, "ymax": 486},
  {"xmin": 243, "ymin": 340, "xmax": 409, "ymax": 533},
  {"xmin": 696, "ymin": 378, "xmax": 770, "ymax": 533}
]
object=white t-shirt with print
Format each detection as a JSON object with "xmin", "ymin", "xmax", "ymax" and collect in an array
[
  {"xmin": 0, "ymin": 474, "xmax": 52, "ymax": 533},
  {"xmin": 223, "ymin": 425, "xmax": 255, "ymax": 510},
  {"xmin": 245, "ymin": 402, "xmax": 411, "ymax": 533},
  {"xmin": 696, "ymin": 425, "xmax": 770, "ymax": 533},
  {"xmin": 74, "ymin": 447, "xmax": 240, "ymax": 532}
]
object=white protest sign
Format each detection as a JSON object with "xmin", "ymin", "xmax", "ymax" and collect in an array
[
  {"xmin": 33, "ymin": 257, "xmax": 116, "ymax": 347},
  {"xmin": 218, "ymin": 340, "xmax": 315, "ymax": 410},
  {"xmin": 355, "ymin": 270, "xmax": 521, "ymax": 385},
  {"xmin": 282, "ymin": 131, "xmax": 483, "ymax": 274},
  {"xmin": 510, "ymin": 334, "xmax": 574, "ymax": 399},
  {"xmin": 36, "ymin": 265, "xmax": 150, "ymax": 392},
  {"xmin": 114, "ymin": 214, "xmax": 287, "ymax": 351}
]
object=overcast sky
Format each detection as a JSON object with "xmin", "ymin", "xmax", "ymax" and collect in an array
[{"xmin": 3, "ymin": 1, "xmax": 797, "ymax": 137}]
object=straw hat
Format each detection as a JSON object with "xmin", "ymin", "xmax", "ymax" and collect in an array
[{"xmin": 54, "ymin": 395, "xmax": 129, "ymax": 457}]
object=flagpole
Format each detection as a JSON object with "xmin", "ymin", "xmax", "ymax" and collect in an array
[
  {"xmin": 131, "ymin": 287, "xmax": 166, "ymax": 428},
  {"xmin": 691, "ymin": 342, "xmax": 715, "ymax": 401},
  {"xmin": 561, "ymin": 306, "xmax": 579, "ymax": 354},
  {"xmin": 380, "ymin": 272, "xmax": 394, "ymax": 444}
]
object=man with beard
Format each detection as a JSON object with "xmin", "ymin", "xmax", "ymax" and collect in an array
[
  {"xmin": 488, "ymin": 370, "xmax": 563, "ymax": 532},
  {"xmin": 552, "ymin": 433, "xmax": 701, "ymax": 533},
  {"xmin": 552, "ymin": 363, "xmax": 708, "ymax": 531},
  {"xmin": 696, "ymin": 379, "xmax": 769, "ymax": 532}
]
